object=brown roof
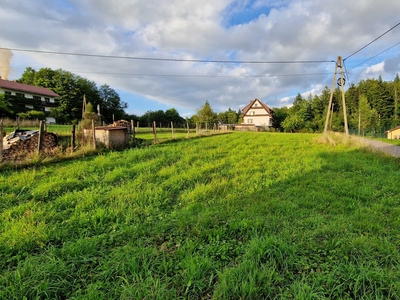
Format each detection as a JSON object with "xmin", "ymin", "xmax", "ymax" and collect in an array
[
  {"xmin": 385, "ymin": 126, "xmax": 400, "ymax": 133},
  {"xmin": 0, "ymin": 79, "xmax": 59, "ymax": 98},
  {"xmin": 242, "ymin": 98, "xmax": 273, "ymax": 116}
]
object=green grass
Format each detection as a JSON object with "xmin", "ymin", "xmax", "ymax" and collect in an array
[{"xmin": 1, "ymin": 132, "xmax": 400, "ymax": 299}]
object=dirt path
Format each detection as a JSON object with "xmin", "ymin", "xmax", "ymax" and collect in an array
[{"xmin": 356, "ymin": 137, "xmax": 400, "ymax": 158}]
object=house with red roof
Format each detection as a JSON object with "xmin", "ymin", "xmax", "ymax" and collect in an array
[
  {"xmin": 0, "ymin": 78, "xmax": 59, "ymax": 123},
  {"xmin": 236, "ymin": 99, "xmax": 273, "ymax": 131}
]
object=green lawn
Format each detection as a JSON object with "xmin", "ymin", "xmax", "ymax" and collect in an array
[{"xmin": 1, "ymin": 132, "xmax": 400, "ymax": 299}]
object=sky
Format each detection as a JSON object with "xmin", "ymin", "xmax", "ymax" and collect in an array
[{"xmin": 0, "ymin": 0, "xmax": 399, "ymax": 118}]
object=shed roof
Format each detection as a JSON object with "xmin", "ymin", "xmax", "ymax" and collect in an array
[
  {"xmin": 385, "ymin": 126, "xmax": 400, "ymax": 133},
  {"xmin": 0, "ymin": 79, "xmax": 59, "ymax": 98}
]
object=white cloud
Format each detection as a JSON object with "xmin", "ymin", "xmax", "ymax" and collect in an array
[{"xmin": 1, "ymin": 0, "xmax": 400, "ymax": 116}]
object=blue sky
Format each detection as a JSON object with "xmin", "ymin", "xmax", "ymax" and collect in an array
[{"xmin": 1, "ymin": 0, "xmax": 400, "ymax": 117}]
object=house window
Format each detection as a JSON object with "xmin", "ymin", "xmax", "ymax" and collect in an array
[
  {"xmin": 16, "ymin": 93, "xmax": 25, "ymax": 98},
  {"xmin": 254, "ymin": 103, "xmax": 258, "ymax": 107},
  {"xmin": 247, "ymin": 119, "xmax": 253, "ymax": 124},
  {"xmin": 250, "ymin": 111, "xmax": 255, "ymax": 115},
  {"xmin": 45, "ymin": 97, "xmax": 50, "ymax": 103},
  {"xmin": 33, "ymin": 96, "xmax": 41, "ymax": 101},
  {"xmin": 5, "ymin": 91, "xmax": 11, "ymax": 95}
]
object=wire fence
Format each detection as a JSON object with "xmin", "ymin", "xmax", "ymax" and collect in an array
[{"xmin": 348, "ymin": 127, "xmax": 391, "ymax": 139}]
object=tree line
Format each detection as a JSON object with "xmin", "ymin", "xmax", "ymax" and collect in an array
[
  {"xmin": 2, "ymin": 66, "xmax": 398, "ymax": 134},
  {"xmin": 273, "ymin": 74, "xmax": 400, "ymax": 134}
]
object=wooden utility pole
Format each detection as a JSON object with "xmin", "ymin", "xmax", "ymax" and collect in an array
[{"xmin": 324, "ymin": 56, "xmax": 349, "ymax": 137}]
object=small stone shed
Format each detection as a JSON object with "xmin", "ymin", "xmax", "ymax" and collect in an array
[{"xmin": 85, "ymin": 126, "xmax": 129, "ymax": 149}]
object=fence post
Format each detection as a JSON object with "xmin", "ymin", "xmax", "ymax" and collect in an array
[
  {"xmin": 37, "ymin": 120, "xmax": 44, "ymax": 154},
  {"xmin": 171, "ymin": 122, "xmax": 175, "ymax": 139},
  {"xmin": 186, "ymin": 122, "xmax": 190, "ymax": 139},
  {"xmin": 0, "ymin": 122, "xmax": 3, "ymax": 163},
  {"xmin": 131, "ymin": 120, "xmax": 136, "ymax": 146},
  {"xmin": 152, "ymin": 121, "xmax": 157, "ymax": 143},
  {"xmin": 92, "ymin": 120, "xmax": 96, "ymax": 149},
  {"xmin": 71, "ymin": 124, "xmax": 76, "ymax": 153}
]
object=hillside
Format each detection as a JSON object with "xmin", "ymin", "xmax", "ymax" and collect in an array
[{"xmin": 1, "ymin": 132, "xmax": 400, "ymax": 299}]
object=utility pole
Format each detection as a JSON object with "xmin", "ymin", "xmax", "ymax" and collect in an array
[{"xmin": 324, "ymin": 56, "xmax": 349, "ymax": 137}]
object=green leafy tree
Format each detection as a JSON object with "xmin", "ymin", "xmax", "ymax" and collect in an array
[
  {"xmin": 80, "ymin": 102, "xmax": 100, "ymax": 129},
  {"xmin": 281, "ymin": 114, "xmax": 303, "ymax": 133},
  {"xmin": 165, "ymin": 108, "xmax": 185, "ymax": 125},
  {"xmin": 19, "ymin": 67, "xmax": 127, "ymax": 124},
  {"xmin": 98, "ymin": 84, "xmax": 127, "ymax": 123},
  {"xmin": 0, "ymin": 94, "xmax": 13, "ymax": 117},
  {"xmin": 271, "ymin": 106, "xmax": 289, "ymax": 131},
  {"xmin": 356, "ymin": 94, "xmax": 377, "ymax": 135},
  {"xmin": 195, "ymin": 101, "xmax": 217, "ymax": 127}
]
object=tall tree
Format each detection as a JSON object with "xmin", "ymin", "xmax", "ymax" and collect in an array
[
  {"xmin": 98, "ymin": 84, "xmax": 127, "ymax": 123},
  {"xmin": 195, "ymin": 101, "xmax": 217, "ymax": 126}
]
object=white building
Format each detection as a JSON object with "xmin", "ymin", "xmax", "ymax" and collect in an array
[
  {"xmin": 241, "ymin": 98, "xmax": 273, "ymax": 129},
  {"xmin": 0, "ymin": 78, "xmax": 59, "ymax": 123}
]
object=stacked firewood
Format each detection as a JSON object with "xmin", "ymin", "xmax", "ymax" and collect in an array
[
  {"xmin": 2, "ymin": 132, "xmax": 58, "ymax": 161},
  {"xmin": 109, "ymin": 120, "xmax": 130, "ymax": 127}
]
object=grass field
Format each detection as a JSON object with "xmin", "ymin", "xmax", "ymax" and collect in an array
[{"xmin": 1, "ymin": 132, "xmax": 400, "ymax": 299}]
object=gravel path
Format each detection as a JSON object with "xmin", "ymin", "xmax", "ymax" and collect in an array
[{"xmin": 355, "ymin": 137, "xmax": 400, "ymax": 158}]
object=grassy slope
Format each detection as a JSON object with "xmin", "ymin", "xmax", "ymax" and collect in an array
[{"xmin": 1, "ymin": 132, "xmax": 400, "ymax": 299}]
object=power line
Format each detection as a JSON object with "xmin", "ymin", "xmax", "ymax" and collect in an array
[
  {"xmin": 344, "ymin": 22, "xmax": 400, "ymax": 61},
  {"xmin": 347, "ymin": 41, "xmax": 400, "ymax": 70},
  {"xmin": 0, "ymin": 47, "xmax": 334, "ymax": 64}
]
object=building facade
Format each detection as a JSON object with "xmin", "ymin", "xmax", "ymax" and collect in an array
[
  {"xmin": 0, "ymin": 79, "xmax": 59, "ymax": 123},
  {"xmin": 240, "ymin": 99, "xmax": 273, "ymax": 130},
  {"xmin": 385, "ymin": 126, "xmax": 400, "ymax": 139}
]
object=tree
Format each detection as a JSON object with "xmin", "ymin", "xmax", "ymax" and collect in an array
[
  {"xmin": 271, "ymin": 106, "xmax": 289, "ymax": 131},
  {"xmin": 165, "ymin": 108, "xmax": 185, "ymax": 126},
  {"xmin": 195, "ymin": 101, "xmax": 217, "ymax": 127},
  {"xmin": 281, "ymin": 114, "xmax": 303, "ymax": 133},
  {"xmin": 98, "ymin": 84, "xmax": 127, "ymax": 123},
  {"xmin": 18, "ymin": 67, "xmax": 127, "ymax": 124},
  {"xmin": 357, "ymin": 94, "xmax": 377, "ymax": 135},
  {"xmin": 0, "ymin": 94, "xmax": 13, "ymax": 117},
  {"xmin": 80, "ymin": 102, "xmax": 100, "ymax": 129}
]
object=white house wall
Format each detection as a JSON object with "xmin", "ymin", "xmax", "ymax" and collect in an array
[{"xmin": 242, "ymin": 99, "xmax": 272, "ymax": 126}]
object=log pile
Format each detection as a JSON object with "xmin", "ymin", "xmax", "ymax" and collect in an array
[
  {"xmin": 2, "ymin": 131, "xmax": 58, "ymax": 161},
  {"xmin": 110, "ymin": 120, "xmax": 131, "ymax": 127}
]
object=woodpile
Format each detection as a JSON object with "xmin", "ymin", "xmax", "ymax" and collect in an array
[
  {"xmin": 109, "ymin": 120, "xmax": 132, "ymax": 134},
  {"xmin": 110, "ymin": 120, "xmax": 130, "ymax": 127},
  {"xmin": 2, "ymin": 131, "xmax": 58, "ymax": 161}
]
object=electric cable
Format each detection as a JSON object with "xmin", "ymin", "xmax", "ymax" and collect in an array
[
  {"xmin": 347, "ymin": 41, "xmax": 400, "ymax": 70},
  {"xmin": 0, "ymin": 47, "xmax": 334, "ymax": 64},
  {"xmin": 344, "ymin": 22, "xmax": 400, "ymax": 61}
]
